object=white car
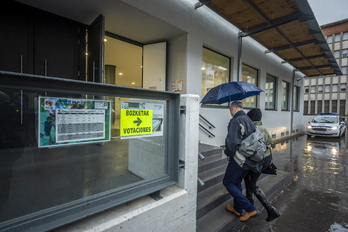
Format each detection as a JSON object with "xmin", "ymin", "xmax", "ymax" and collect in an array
[{"xmin": 307, "ymin": 113, "xmax": 346, "ymax": 137}]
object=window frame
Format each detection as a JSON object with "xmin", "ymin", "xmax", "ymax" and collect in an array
[
  {"xmin": 241, "ymin": 64, "xmax": 259, "ymax": 109},
  {"xmin": 293, "ymin": 85, "xmax": 300, "ymax": 112},
  {"xmin": 343, "ymin": 32, "xmax": 348, "ymax": 41},
  {"xmin": 0, "ymin": 72, "xmax": 181, "ymax": 232},
  {"xmin": 304, "ymin": 101, "xmax": 308, "ymax": 115},
  {"xmin": 201, "ymin": 47, "xmax": 231, "ymax": 108},
  {"xmin": 265, "ymin": 74, "xmax": 277, "ymax": 110},
  {"xmin": 281, "ymin": 80, "xmax": 290, "ymax": 111}
]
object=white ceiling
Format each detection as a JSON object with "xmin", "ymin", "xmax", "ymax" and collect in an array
[{"xmin": 16, "ymin": 0, "xmax": 185, "ymax": 44}]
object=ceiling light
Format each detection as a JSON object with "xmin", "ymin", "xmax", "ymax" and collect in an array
[
  {"xmin": 119, "ymin": 73, "xmax": 123, "ymax": 75},
  {"xmin": 132, "ymin": 82, "xmax": 135, "ymax": 85}
]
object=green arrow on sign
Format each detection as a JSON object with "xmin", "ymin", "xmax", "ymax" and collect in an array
[{"xmin": 133, "ymin": 117, "xmax": 142, "ymax": 126}]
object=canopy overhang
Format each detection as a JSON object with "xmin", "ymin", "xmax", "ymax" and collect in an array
[{"xmin": 196, "ymin": 0, "xmax": 342, "ymax": 77}]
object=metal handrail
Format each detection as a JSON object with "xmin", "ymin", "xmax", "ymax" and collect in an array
[
  {"xmin": 199, "ymin": 114, "xmax": 216, "ymax": 129},
  {"xmin": 199, "ymin": 124, "xmax": 215, "ymax": 137},
  {"xmin": 197, "ymin": 177, "xmax": 205, "ymax": 186},
  {"xmin": 198, "ymin": 152, "xmax": 205, "ymax": 160}
]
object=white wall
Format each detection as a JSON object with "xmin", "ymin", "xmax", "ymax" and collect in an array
[{"xmin": 123, "ymin": 0, "xmax": 306, "ymax": 147}]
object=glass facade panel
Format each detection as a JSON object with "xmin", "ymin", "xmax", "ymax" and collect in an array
[
  {"xmin": 310, "ymin": 100, "xmax": 315, "ymax": 115},
  {"xmin": 324, "ymin": 100, "xmax": 330, "ymax": 112},
  {"xmin": 304, "ymin": 101, "xmax": 308, "ymax": 115},
  {"xmin": 281, "ymin": 81, "xmax": 290, "ymax": 111},
  {"xmin": 325, "ymin": 85, "xmax": 330, "ymax": 93},
  {"xmin": 341, "ymin": 83, "xmax": 346, "ymax": 92},
  {"xmin": 293, "ymin": 86, "xmax": 300, "ymax": 111},
  {"xmin": 332, "ymin": 84, "xmax": 338, "ymax": 92},
  {"xmin": 265, "ymin": 74, "xmax": 276, "ymax": 110},
  {"xmin": 317, "ymin": 100, "xmax": 322, "ymax": 114},
  {"xmin": 318, "ymin": 85, "xmax": 323, "ymax": 93},
  {"xmin": 334, "ymin": 50, "xmax": 340, "ymax": 58},
  {"xmin": 104, "ymin": 36, "xmax": 143, "ymax": 88},
  {"xmin": 341, "ymin": 66, "xmax": 347, "ymax": 75},
  {"xmin": 201, "ymin": 47, "xmax": 230, "ymax": 106},
  {"xmin": 327, "ymin": 35, "xmax": 333, "ymax": 43},
  {"xmin": 332, "ymin": 100, "xmax": 338, "ymax": 112},
  {"xmin": 334, "ymin": 33, "xmax": 340, "ymax": 42},
  {"xmin": 343, "ymin": 32, "xmax": 348, "ymax": 41},
  {"xmin": 0, "ymin": 85, "xmax": 173, "ymax": 226},
  {"xmin": 242, "ymin": 64, "xmax": 258, "ymax": 108},
  {"xmin": 340, "ymin": 100, "xmax": 346, "ymax": 116}
]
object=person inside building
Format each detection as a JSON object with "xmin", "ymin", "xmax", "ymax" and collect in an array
[
  {"xmin": 244, "ymin": 108, "xmax": 281, "ymax": 222},
  {"xmin": 223, "ymin": 101, "xmax": 259, "ymax": 222}
]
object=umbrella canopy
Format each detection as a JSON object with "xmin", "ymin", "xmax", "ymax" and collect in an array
[{"xmin": 200, "ymin": 81, "xmax": 263, "ymax": 105}]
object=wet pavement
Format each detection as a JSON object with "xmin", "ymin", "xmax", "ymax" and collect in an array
[{"xmin": 239, "ymin": 133, "xmax": 348, "ymax": 232}]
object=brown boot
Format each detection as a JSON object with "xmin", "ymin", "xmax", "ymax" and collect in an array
[
  {"xmin": 239, "ymin": 210, "xmax": 259, "ymax": 222},
  {"xmin": 225, "ymin": 204, "xmax": 241, "ymax": 217}
]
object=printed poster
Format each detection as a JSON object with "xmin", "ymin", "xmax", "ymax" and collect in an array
[
  {"xmin": 120, "ymin": 101, "xmax": 164, "ymax": 139},
  {"xmin": 38, "ymin": 97, "xmax": 111, "ymax": 147}
]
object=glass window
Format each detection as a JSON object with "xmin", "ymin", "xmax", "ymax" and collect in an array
[
  {"xmin": 324, "ymin": 100, "xmax": 330, "ymax": 112},
  {"xmin": 201, "ymin": 47, "xmax": 230, "ymax": 106},
  {"xmin": 317, "ymin": 100, "xmax": 322, "ymax": 113},
  {"xmin": 265, "ymin": 74, "xmax": 276, "ymax": 110},
  {"xmin": 340, "ymin": 100, "xmax": 346, "ymax": 115},
  {"xmin": 334, "ymin": 33, "xmax": 340, "ymax": 42},
  {"xmin": 281, "ymin": 81, "xmax": 290, "ymax": 111},
  {"xmin": 104, "ymin": 36, "xmax": 143, "ymax": 88},
  {"xmin": 334, "ymin": 50, "xmax": 340, "ymax": 58},
  {"xmin": 242, "ymin": 64, "xmax": 258, "ymax": 108},
  {"xmin": 332, "ymin": 100, "xmax": 338, "ymax": 112},
  {"xmin": 0, "ymin": 77, "xmax": 178, "ymax": 230},
  {"xmin": 318, "ymin": 85, "xmax": 323, "ymax": 93},
  {"xmin": 325, "ymin": 84, "xmax": 331, "ymax": 93},
  {"xmin": 341, "ymin": 83, "xmax": 346, "ymax": 92},
  {"xmin": 342, "ymin": 49, "xmax": 348, "ymax": 58},
  {"xmin": 343, "ymin": 32, "xmax": 348, "ymax": 40},
  {"xmin": 341, "ymin": 66, "xmax": 347, "ymax": 75},
  {"xmin": 304, "ymin": 86, "xmax": 309, "ymax": 93},
  {"xmin": 293, "ymin": 86, "xmax": 300, "ymax": 111},
  {"xmin": 310, "ymin": 86, "xmax": 316, "ymax": 93},
  {"xmin": 327, "ymin": 35, "xmax": 333, "ymax": 43},
  {"xmin": 332, "ymin": 84, "xmax": 338, "ymax": 92},
  {"xmin": 310, "ymin": 100, "xmax": 315, "ymax": 114},
  {"xmin": 304, "ymin": 101, "xmax": 308, "ymax": 115}
]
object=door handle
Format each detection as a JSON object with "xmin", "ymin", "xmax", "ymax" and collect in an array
[{"xmin": 44, "ymin": 59, "xmax": 47, "ymax": 76}]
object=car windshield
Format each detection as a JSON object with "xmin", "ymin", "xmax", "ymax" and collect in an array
[{"xmin": 312, "ymin": 116, "xmax": 338, "ymax": 124}]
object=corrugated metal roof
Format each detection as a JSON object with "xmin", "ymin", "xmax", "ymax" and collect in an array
[{"xmin": 196, "ymin": 0, "xmax": 342, "ymax": 77}]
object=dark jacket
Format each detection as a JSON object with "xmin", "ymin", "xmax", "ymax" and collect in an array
[{"xmin": 225, "ymin": 110, "xmax": 255, "ymax": 157}]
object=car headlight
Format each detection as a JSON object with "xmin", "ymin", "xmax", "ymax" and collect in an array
[
  {"xmin": 331, "ymin": 126, "xmax": 338, "ymax": 130},
  {"xmin": 308, "ymin": 125, "xmax": 312, "ymax": 129}
]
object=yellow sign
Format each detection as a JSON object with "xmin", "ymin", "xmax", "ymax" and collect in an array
[{"xmin": 120, "ymin": 109, "xmax": 153, "ymax": 137}]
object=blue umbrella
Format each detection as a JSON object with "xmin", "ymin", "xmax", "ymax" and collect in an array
[{"xmin": 200, "ymin": 81, "xmax": 263, "ymax": 105}]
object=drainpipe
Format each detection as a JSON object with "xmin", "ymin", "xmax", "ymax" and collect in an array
[
  {"xmin": 290, "ymin": 68, "xmax": 296, "ymax": 135},
  {"xmin": 237, "ymin": 32, "xmax": 243, "ymax": 82}
]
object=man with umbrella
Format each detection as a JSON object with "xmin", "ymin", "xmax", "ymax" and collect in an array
[
  {"xmin": 223, "ymin": 101, "xmax": 259, "ymax": 222},
  {"xmin": 200, "ymin": 81, "xmax": 263, "ymax": 221}
]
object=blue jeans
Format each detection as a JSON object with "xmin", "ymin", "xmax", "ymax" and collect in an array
[{"xmin": 223, "ymin": 158, "xmax": 256, "ymax": 214}]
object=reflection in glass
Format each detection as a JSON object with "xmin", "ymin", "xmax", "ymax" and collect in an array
[
  {"xmin": 201, "ymin": 47, "xmax": 230, "ymax": 106},
  {"xmin": 0, "ymin": 88, "xmax": 167, "ymax": 224},
  {"xmin": 265, "ymin": 74, "xmax": 276, "ymax": 110},
  {"xmin": 242, "ymin": 64, "xmax": 258, "ymax": 108}
]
